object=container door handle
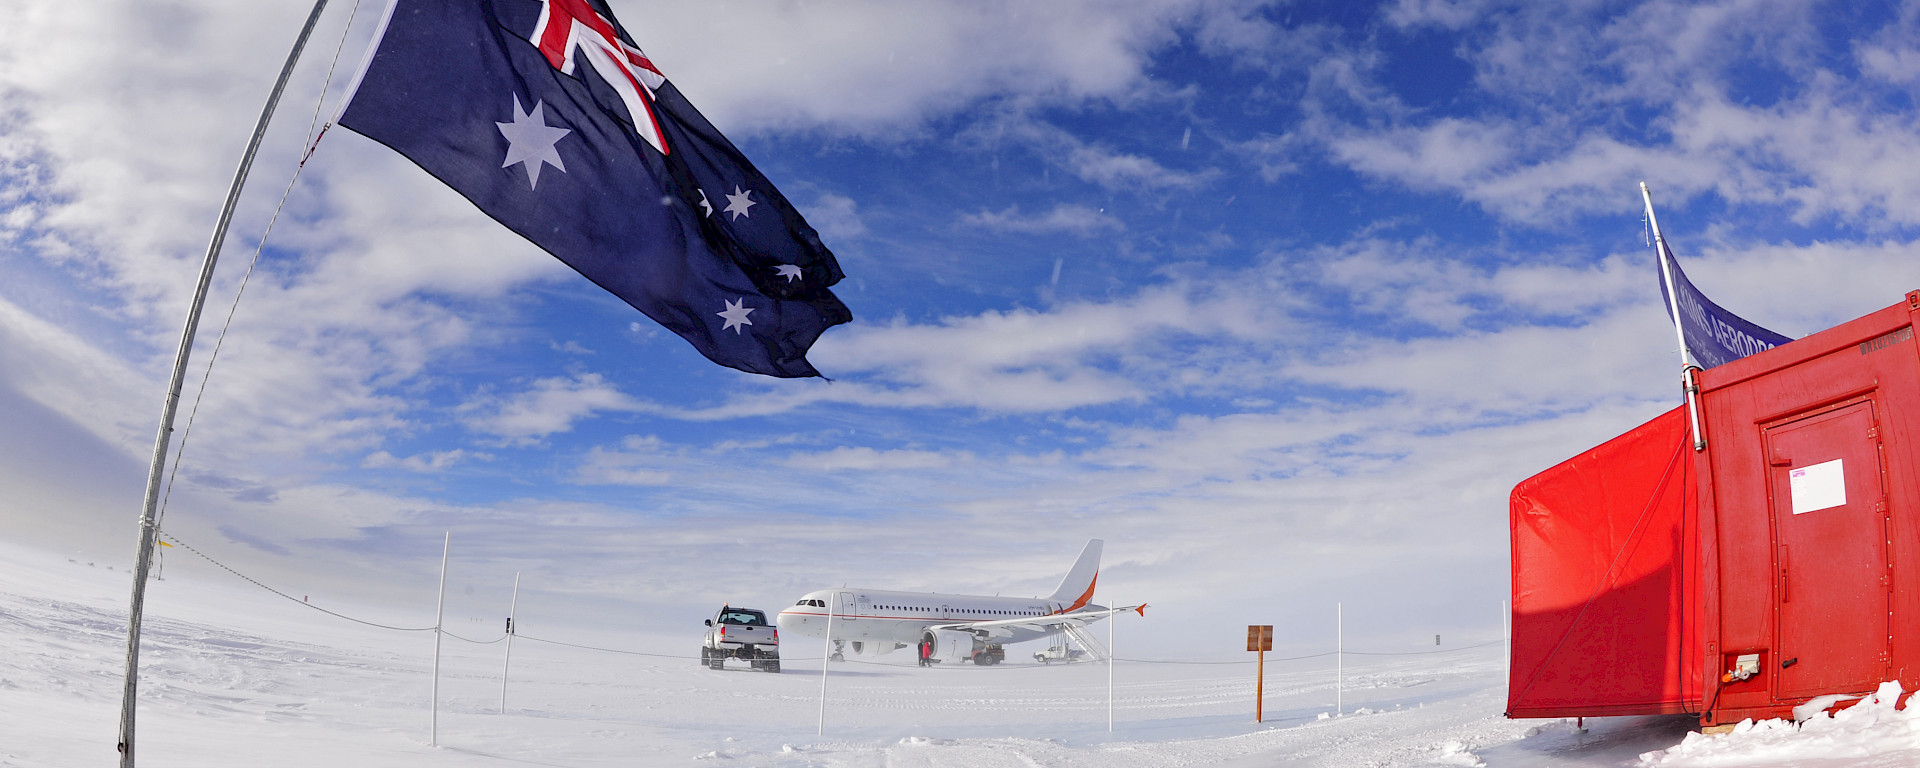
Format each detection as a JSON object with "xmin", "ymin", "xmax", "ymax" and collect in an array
[{"xmin": 1779, "ymin": 544, "xmax": 1789, "ymax": 603}]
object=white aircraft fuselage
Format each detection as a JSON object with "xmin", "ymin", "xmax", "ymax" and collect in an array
[
  {"xmin": 775, "ymin": 539, "xmax": 1116, "ymax": 660},
  {"xmin": 777, "ymin": 588, "xmax": 1100, "ymax": 649}
]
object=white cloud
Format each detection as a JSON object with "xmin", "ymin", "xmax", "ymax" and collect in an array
[
  {"xmin": 782, "ymin": 446, "xmax": 969, "ymax": 472},
  {"xmin": 573, "ymin": 436, "xmax": 677, "ymax": 486},
  {"xmin": 1292, "ymin": 0, "xmax": 1920, "ymax": 227},
  {"xmin": 1323, "ymin": 117, "xmax": 1519, "ymax": 194},
  {"xmin": 461, "ymin": 373, "xmax": 645, "ymax": 445},
  {"xmin": 626, "ymin": 0, "xmax": 1209, "ymax": 136},
  {"xmin": 360, "ymin": 448, "xmax": 489, "ymax": 472},
  {"xmin": 1233, "ymin": 132, "xmax": 1302, "ymax": 181},
  {"xmin": 968, "ymin": 113, "xmax": 1222, "ymax": 194},
  {"xmin": 1065, "ymin": 141, "xmax": 1219, "ymax": 191},
  {"xmin": 800, "ymin": 191, "xmax": 868, "ymax": 241},
  {"xmin": 960, "ymin": 204, "xmax": 1123, "ymax": 237},
  {"xmin": 1383, "ymin": 0, "xmax": 1490, "ymax": 30}
]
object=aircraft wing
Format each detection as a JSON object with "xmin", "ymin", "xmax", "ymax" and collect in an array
[{"xmin": 927, "ymin": 604, "xmax": 1146, "ymax": 640}]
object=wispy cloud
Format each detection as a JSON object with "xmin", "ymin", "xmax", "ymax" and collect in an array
[
  {"xmin": 960, "ymin": 204, "xmax": 1123, "ymax": 237},
  {"xmin": 361, "ymin": 448, "xmax": 490, "ymax": 472},
  {"xmin": 460, "ymin": 373, "xmax": 646, "ymax": 445}
]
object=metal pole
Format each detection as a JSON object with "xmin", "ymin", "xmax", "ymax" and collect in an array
[
  {"xmin": 1641, "ymin": 181, "xmax": 1706, "ymax": 451},
  {"xmin": 1502, "ymin": 599, "xmax": 1510, "ymax": 684},
  {"xmin": 1336, "ymin": 602, "xmax": 1343, "ymax": 716},
  {"xmin": 501, "ymin": 571, "xmax": 520, "ymax": 714},
  {"xmin": 1256, "ymin": 646, "xmax": 1265, "ymax": 723},
  {"xmin": 817, "ymin": 592, "xmax": 835, "ymax": 735},
  {"xmin": 432, "ymin": 532, "xmax": 449, "ymax": 746},
  {"xmin": 116, "ymin": 2, "xmax": 330, "ymax": 763},
  {"xmin": 1107, "ymin": 602, "xmax": 1115, "ymax": 732}
]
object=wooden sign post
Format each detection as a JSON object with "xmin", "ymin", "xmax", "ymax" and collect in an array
[{"xmin": 1247, "ymin": 625, "xmax": 1273, "ymax": 722}]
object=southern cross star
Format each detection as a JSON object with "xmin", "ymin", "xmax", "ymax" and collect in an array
[
  {"xmin": 497, "ymin": 95, "xmax": 570, "ymax": 189},
  {"xmin": 724, "ymin": 186, "xmax": 757, "ymax": 221},
  {"xmin": 697, "ymin": 188, "xmax": 713, "ymax": 217},
  {"xmin": 774, "ymin": 264, "xmax": 803, "ymax": 282},
  {"xmin": 716, "ymin": 298, "xmax": 754, "ymax": 333}
]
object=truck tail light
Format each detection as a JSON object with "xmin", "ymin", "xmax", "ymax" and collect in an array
[
  {"xmin": 718, "ymin": 626, "xmax": 726, "ymax": 639},
  {"xmin": 772, "ymin": 628, "xmax": 779, "ymax": 641}
]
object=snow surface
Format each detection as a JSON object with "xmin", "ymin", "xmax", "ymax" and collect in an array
[{"xmin": 4, "ymin": 541, "xmax": 1919, "ymax": 767}]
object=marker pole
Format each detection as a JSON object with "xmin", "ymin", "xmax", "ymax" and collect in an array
[
  {"xmin": 501, "ymin": 571, "xmax": 520, "ymax": 714},
  {"xmin": 431, "ymin": 532, "xmax": 449, "ymax": 746},
  {"xmin": 817, "ymin": 592, "xmax": 835, "ymax": 735}
]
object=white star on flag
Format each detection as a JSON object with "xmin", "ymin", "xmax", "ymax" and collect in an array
[
  {"xmin": 497, "ymin": 95, "xmax": 570, "ymax": 189},
  {"xmin": 716, "ymin": 297, "xmax": 754, "ymax": 333},
  {"xmin": 724, "ymin": 186, "xmax": 757, "ymax": 221},
  {"xmin": 697, "ymin": 189, "xmax": 713, "ymax": 217},
  {"xmin": 774, "ymin": 264, "xmax": 803, "ymax": 282}
]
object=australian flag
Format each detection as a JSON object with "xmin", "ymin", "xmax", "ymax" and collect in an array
[{"xmin": 338, "ymin": 0, "xmax": 851, "ymax": 377}]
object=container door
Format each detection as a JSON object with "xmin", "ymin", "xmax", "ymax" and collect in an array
[{"xmin": 1765, "ymin": 399, "xmax": 1890, "ymax": 700}]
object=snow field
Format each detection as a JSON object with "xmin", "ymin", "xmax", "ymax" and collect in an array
[{"xmin": 8, "ymin": 538, "xmax": 1920, "ymax": 767}]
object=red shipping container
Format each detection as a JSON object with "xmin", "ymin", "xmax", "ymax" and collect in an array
[{"xmin": 1509, "ymin": 291, "xmax": 1920, "ymax": 725}]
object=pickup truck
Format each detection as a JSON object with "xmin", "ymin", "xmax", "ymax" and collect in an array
[{"xmin": 702, "ymin": 605, "xmax": 780, "ymax": 672}]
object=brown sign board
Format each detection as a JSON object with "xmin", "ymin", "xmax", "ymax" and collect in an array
[{"xmin": 1246, "ymin": 625, "xmax": 1273, "ymax": 652}]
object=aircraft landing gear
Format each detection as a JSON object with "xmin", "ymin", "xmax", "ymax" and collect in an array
[{"xmin": 830, "ymin": 639, "xmax": 846, "ymax": 663}]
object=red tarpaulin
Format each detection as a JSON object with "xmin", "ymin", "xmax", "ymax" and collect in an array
[{"xmin": 1508, "ymin": 406, "xmax": 1701, "ymax": 717}]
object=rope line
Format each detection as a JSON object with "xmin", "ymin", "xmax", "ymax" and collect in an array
[
  {"xmin": 515, "ymin": 634, "xmax": 694, "ymax": 659},
  {"xmin": 442, "ymin": 628, "xmax": 507, "ymax": 645},
  {"xmin": 162, "ymin": 531, "xmax": 1507, "ymax": 667},
  {"xmin": 153, "ymin": 0, "xmax": 367, "ymax": 536},
  {"xmin": 1114, "ymin": 652, "xmax": 1336, "ymax": 665},
  {"xmin": 158, "ymin": 530, "xmax": 436, "ymax": 632},
  {"xmin": 1345, "ymin": 639, "xmax": 1503, "ymax": 656}
]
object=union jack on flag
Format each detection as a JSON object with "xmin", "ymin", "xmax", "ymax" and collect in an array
[{"xmin": 339, "ymin": 0, "xmax": 851, "ymax": 378}]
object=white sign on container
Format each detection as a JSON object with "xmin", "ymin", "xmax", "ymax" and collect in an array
[{"xmin": 1789, "ymin": 458, "xmax": 1846, "ymax": 515}]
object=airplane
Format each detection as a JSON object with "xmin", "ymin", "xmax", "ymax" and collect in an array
[{"xmin": 775, "ymin": 539, "xmax": 1144, "ymax": 665}]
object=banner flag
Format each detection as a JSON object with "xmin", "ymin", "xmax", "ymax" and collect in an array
[
  {"xmin": 338, "ymin": 0, "xmax": 851, "ymax": 378},
  {"xmin": 1657, "ymin": 240, "xmax": 1792, "ymax": 369}
]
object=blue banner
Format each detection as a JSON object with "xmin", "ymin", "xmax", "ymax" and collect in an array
[
  {"xmin": 338, "ymin": 0, "xmax": 850, "ymax": 378},
  {"xmin": 1657, "ymin": 241, "xmax": 1792, "ymax": 369}
]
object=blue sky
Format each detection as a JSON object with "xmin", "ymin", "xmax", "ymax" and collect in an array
[{"xmin": 7, "ymin": 0, "xmax": 1920, "ymax": 656}]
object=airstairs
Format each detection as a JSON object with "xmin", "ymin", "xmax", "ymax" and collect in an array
[{"xmin": 1059, "ymin": 622, "xmax": 1110, "ymax": 661}]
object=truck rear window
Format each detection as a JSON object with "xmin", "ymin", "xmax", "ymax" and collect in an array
[{"xmin": 720, "ymin": 610, "xmax": 767, "ymax": 625}]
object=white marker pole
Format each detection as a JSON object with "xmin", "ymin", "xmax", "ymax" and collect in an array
[
  {"xmin": 501, "ymin": 571, "xmax": 520, "ymax": 714},
  {"xmin": 817, "ymin": 592, "xmax": 835, "ymax": 735},
  {"xmin": 1107, "ymin": 604, "xmax": 1116, "ymax": 733},
  {"xmin": 1336, "ymin": 602, "xmax": 1343, "ymax": 716},
  {"xmin": 1502, "ymin": 599, "xmax": 1510, "ymax": 683},
  {"xmin": 431, "ymin": 532, "xmax": 449, "ymax": 746}
]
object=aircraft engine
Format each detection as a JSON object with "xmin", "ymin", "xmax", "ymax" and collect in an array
[{"xmin": 930, "ymin": 629, "xmax": 985, "ymax": 663}]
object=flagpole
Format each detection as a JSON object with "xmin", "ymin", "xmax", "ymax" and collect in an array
[
  {"xmin": 116, "ymin": 2, "xmax": 330, "ymax": 764},
  {"xmin": 1640, "ymin": 182, "xmax": 1707, "ymax": 451}
]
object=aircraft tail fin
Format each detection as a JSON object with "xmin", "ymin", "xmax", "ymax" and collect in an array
[{"xmin": 1045, "ymin": 539, "xmax": 1103, "ymax": 609}]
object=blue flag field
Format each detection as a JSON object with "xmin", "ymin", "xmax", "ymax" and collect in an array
[
  {"xmin": 1657, "ymin": 240, "xmax": 1792, "ymax": 370},
  {"xmin": 338, "ymin": 0, "xmax": 851, "ymax": 378}
]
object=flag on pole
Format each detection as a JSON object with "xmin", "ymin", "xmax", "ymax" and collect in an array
[
  {"xmin": 337, "ymin": 0, "xmax": 851, "ymax": 378},
  {"xmin": 1655, "ymin": 239, "xmax": 1792, "ymax": 369}
]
